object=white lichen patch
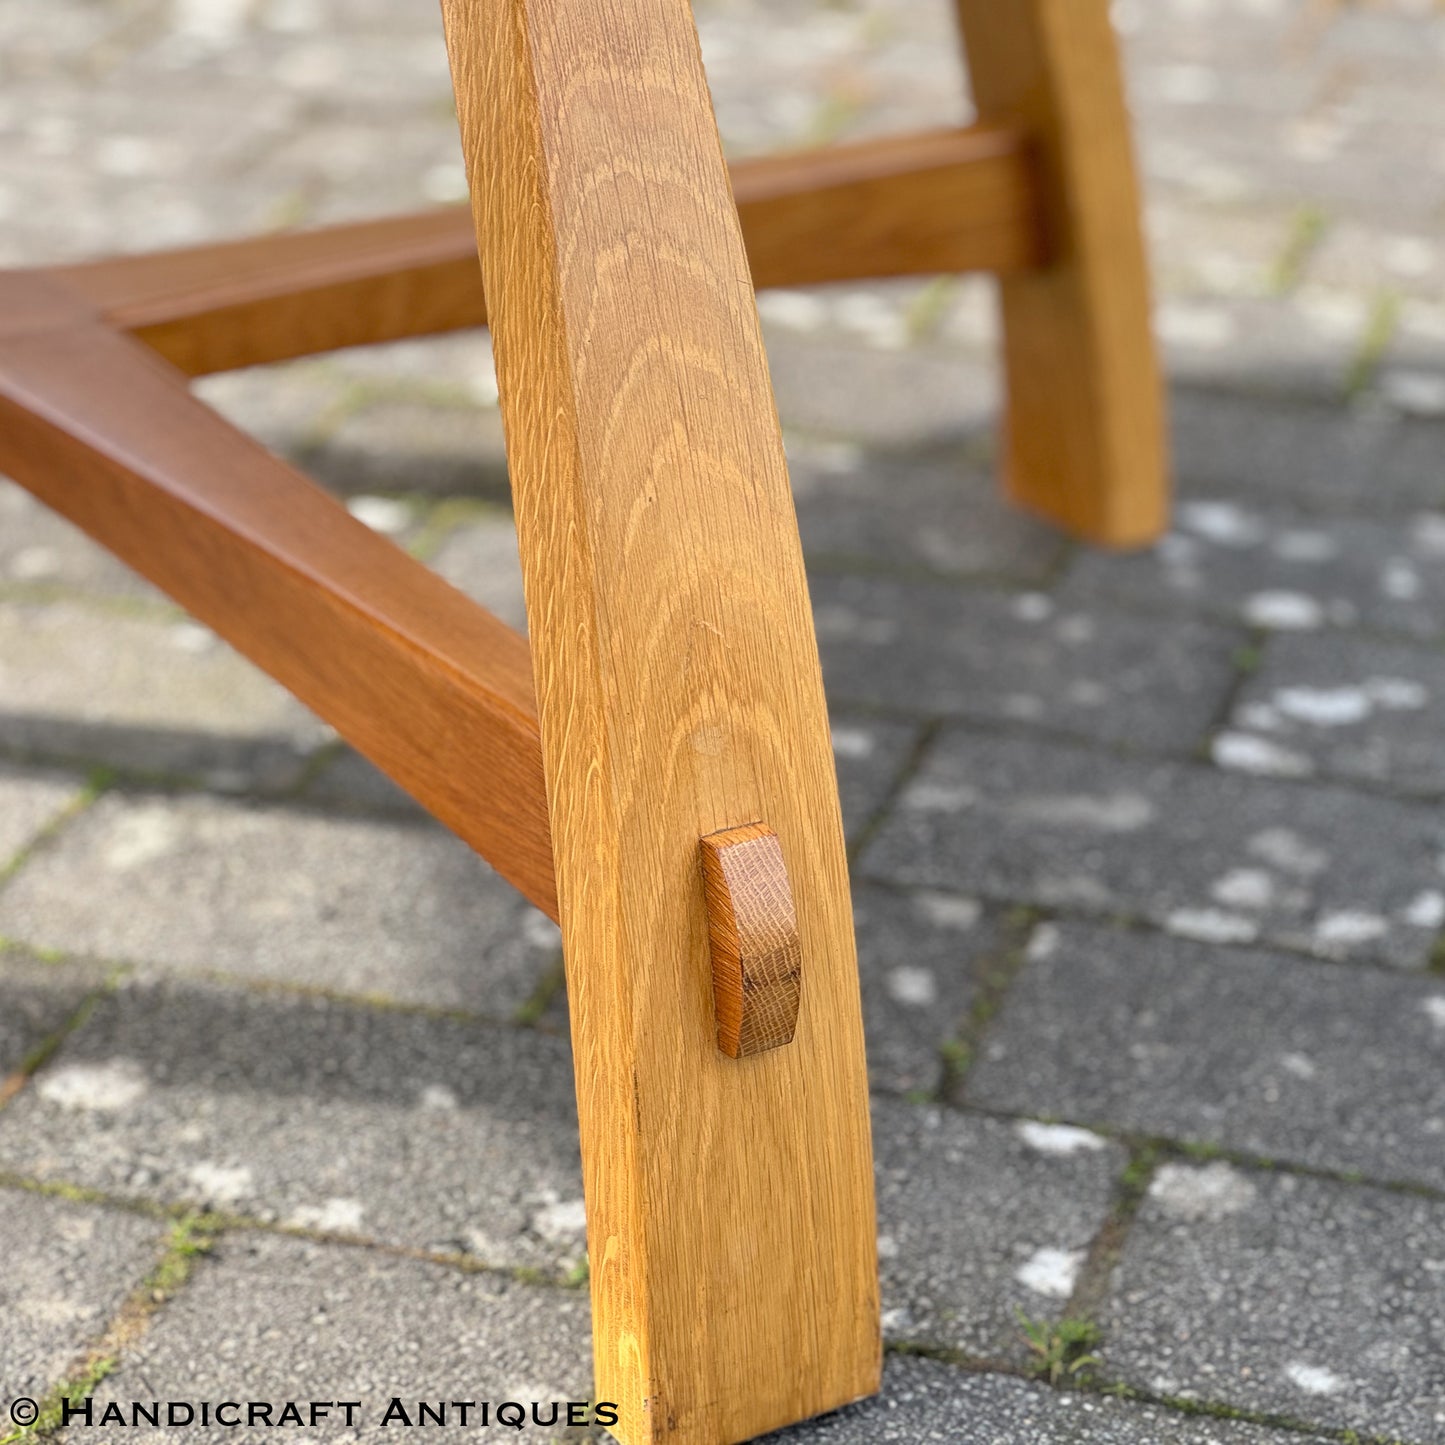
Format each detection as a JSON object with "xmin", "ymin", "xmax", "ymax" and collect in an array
[
  {"xmin": 1012, "ymin": 592, "xmax": 1054, "ymax": 622},
  {"xmin": 1014, "ymin": 1246, "xmax": 1085, "ymax": 1299},
  {"xmin": 902, "ymin": 781, "xmax": 979, "ymax": 812},
  {"xmin": 1011, "ymin": 792, "xmax": 1155, "ymax": 832},
  {"xmin": 914, "ymin": 892, "xmax": 981, "ymax": 931},
  {"xmin": 1210, "ymin": 868, "xmax": 1276, "ymax": 910},
  {"xmin": 531, "ymin": 1197, "xmax": 588, "ymax": 1243},
  {"xmin": 1211, "ymin": 731, "xmax": 1313, "ymax": 777},
  {"xmin": 1178, "ymin": 501, "xmax": 1264, "ymax": 547},
  {"xmin": 1278, "ymin": 1052, "xmax": 1318, "ymax": 1080},
  {"xmin": 1314, "ymin": 910, "xmax": 1389, "ymax": 948},
  {"xmin": 1404, "ymin": 891, "xmax": 1445, "ymax": 930},
  {"xmin": 37, "ymin": 1058, "xmax": 148, "ymax": 1112},
  {"xmin": 876, "ymin": 1233, "xmax": 899, "ymax": 1261},
  {"xmin": 1016, "ymin": 1121, "xmax": 1107, "ymax": 1156},
  {"xmin": 756, "ymin": 290, "xmax": 827, "ymax": 334},
  {"xmin": 418, "ymin": 1083, "xmax": 459, "ymax": 1112},
  {"xmin": 1164, "ymin": 908, "xmax": 1259, "ymax": 945},
  {"xmin": 886, "ymin": 966, "xmax": 938, "ymax": 1008},
  {"xmin": 186, "ymin": 1161, "xmax": 253, "ymax": 1206},
  {"xmin": 1422, "ymin": 997, "xmax": 1445, "ymax": 1029},
  {"xmin": 1271, "ymin": 686, "xmax": 1372, "ymax": 728},
  {"xmin": 1248, "ymin": 828, "xmax": 1328, "ymax": 876},
  {"xmin": 288, "ymin": 1197, "xmax": 365, "ymax": 1233},
  {"xmin": 1149, "ymin": 1161, "xmax": 1257, "ymax": 1220},
  {"xmin": 9, "ymin": 545, "xmax": 61, "ymax": 580},
  {"xmin": 1285, "ymin": 1362, "xmax": 1344, "ymax": 1396},
  {"xmin": 1380, "ymin": 558, "xmax": 1423, "ymax": 600},
  {"xmin": 102, "ymin": 804, "xmax": 183, "ymax": 872},
  {"xmin": 346, "ymin": 495, "xmax": 411, "ymax": 536},
  {"xmin": 1243, "ymin": 591, "xmax": 1324, "ymax": 630},
  {"xmin": 830, "ymin": 725, "xmax": 875, "ymax": 760},
  {"xmin": 1027, "ymin": 923, "xmax": 1061, "ymax": 961}
]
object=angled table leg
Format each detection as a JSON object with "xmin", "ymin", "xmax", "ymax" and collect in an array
[
  {"xmin": 954, "ymin": 0, "xmax": 1168, "ymax": 547},
  {"xmin": 439, "ymin": 1, "xmax": 880, "ymax": 1442}
]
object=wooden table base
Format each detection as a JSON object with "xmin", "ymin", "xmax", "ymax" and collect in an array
[{"xmin": 0, "ymin": 2, "xmax": 1164, "ymax": 1440}]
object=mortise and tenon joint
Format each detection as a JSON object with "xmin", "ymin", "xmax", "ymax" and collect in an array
[{"xmin": 700, "ymin": 823, "xmax": 804, "ymax": 1059}]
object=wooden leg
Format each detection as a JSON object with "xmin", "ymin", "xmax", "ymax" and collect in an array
[
  {"xmin": 954, "ymin": 0, "xmax": 1168, "ymax": 547},
  {"xmin": 438, "ymin": 2, "xmax": 879, "ymax": 1442}
]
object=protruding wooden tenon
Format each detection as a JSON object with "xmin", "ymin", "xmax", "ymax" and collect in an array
[{"xmin": 700, "ymin": 823, "xmax": 804, "ymax": 1059}]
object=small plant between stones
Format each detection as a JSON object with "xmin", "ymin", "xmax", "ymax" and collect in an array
[{"xmin": 1016, "ymin": 1311, "xmax": 1101, "ymax": 1386}]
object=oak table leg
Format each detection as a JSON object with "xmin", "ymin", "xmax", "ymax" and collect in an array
[
  {"xmin": 954, "ymin": 0, "xmax": 1168, "ymax": 546},
  {"xmin": 438, "ymin": 1, "xmax": 880, "ymax": 1442}
]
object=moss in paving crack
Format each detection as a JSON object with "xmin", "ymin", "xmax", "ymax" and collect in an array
[
  {"xmin": 940, "ymin": 908, "xmax": 1042, "ymax": 1103},
  {"xmin": 512, "ymin": 956, "xmax": 566, "ymax": 1028},
  {"xmin": 1269, "ymin": 205, "xmax": 1329, "ymax": 296},
  {"xmin": 0, "ymin": 1214, "xmax": 222, "ymax": 1443},
  {"xmin": 1346, "ymin": 289, "xmax": 1401, "ymax": 397},
  {"xmin": 1064, "ymin": 1143, "xmax": 1159, "ymax": 1331},
  {"xmin": 904, "ymin": 276, "xmax": 958, "ymax": 345}
]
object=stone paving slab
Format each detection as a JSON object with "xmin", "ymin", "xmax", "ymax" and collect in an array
[
  {"xmin": 0, "ymin": 792, "xmax": 560, "ymax": 1016},
  {"xmin": 788, "ymin": 438, "xmax": 1066, "ymax": 585},
  {"xmin": 0, "ymin": 976, "xmax": 585, "ymax": 1274},
  {"xmin": 0, "ymin": 763, "xmax": 81, "ymax": 868},
  {"xmin": 851, "ymin": 884, "xmax": 1001, "ymax": 1097},
  {"xmin": 0, "ymin": 482, "xmax": 160, "ymax": 603},
  {"xmin": 871, "ymin": 1098, "xmax": 1124, "ymax": 1365},
  {"xmin": 1104, "ymin": 1162, "xmax": 1445, "ymax": 1442},
  {"xmin": 0, "ymin": 602, "xmax": 332, "ymax": 791},
  {"xmin": 0, "ymin": 950, "xmax": 107, "ymax": 1079},
  {"xmin": 1228, "ymin": 629, "xmax": 1445, "ymax": 797},
  {"xmin": 766, "ymin": 1357, "xmax": 1337, "ymax": 1445},
  {"xmin": 861, "ymin": 729, "xmax": 1445, "ymax": 970},
  {"xmin": 814, "ymin": 574, "xmax": 1243, "ymax": 753},
  {"xmin": 1062, "ymin": 495, "xmax": 1445, "ymax": 642},
  {"xmin": 0, "ymin": 1189, "xmax": 163, "ymax": 1407},
  {"xmin": 1167, "ymin": 390, "xmax": 1445, "ymax": 514},
  {"xmin": 968, "ymin": 921, "xmax": 1445, "ymax": 1191},
  {"xmin": 68, "ymin": 1231, "xmax": 595, "ymax": 1444}
]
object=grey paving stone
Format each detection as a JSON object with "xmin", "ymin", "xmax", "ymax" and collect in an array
[
  {"xmin": 1104, "ymin": 1163, "xmax": 1445, "ymax": 1441},
  {"xmin": 0, "ymin": 602, "xmax": 332, "ymax": 790},
  {"xmin": 0, "ymin": 764, "xmax": 81, "ymax": 867},
  {"xmin": 0, "ymin": 481, "xmax": 159, "ymax": 602},
  {"xmin": 788, "ymin": 438, "xmax": 1066, "ymax": 585},
  {"xmin": 426, "ymin": 506, "xmax": 528, "ymax": 631},
  {"xmin": 762, "ymin": 329, "xmax": 1000, "ymax": 447},
  {"xmin": 830, "ymin": 714, "xmax": 917, "ymax": 844},
  {"xmin": 861, "ymin": 729, "xmax": 1445, "ymax": 970},
  {"xmin": 814, "ymin": 574, "xmax": 1243, "ymax": 752},
  {"xmin": 969, "ymin": 921, "xmax": 1445, "ymax": 1191},
  {"xmin": 764, "ymin": 1356, "xmax": 1336, "ymax": 1444},
  {"xmin": 0, "ymin": 1189, "xmax": 163, "ymax": 1406},
  {"xmin": 72, "ymin": 1231, "xmax": 594, "ymax": 1443},
  {"xmin": 1062, "ymin": 496, "xmax": 1445, "ymax": 642},
  {"xmin": 1228, "ymin": 630, "xmax": 1445, "ymax": 797},
  {"xmin": 851, "ymin": 884, "xmax": 1000, "ymax": 1096},
  {"xmin": 1167, "ymin": 389, "xmax": 1445, "ymax": 514},
  {"xmin": 0, "ymin": 792, "xmax": 561, "ymax": 1016},
  {"xmin": 0, "ymin": 950, "xmax": 106, "ymax": 1078},
  {"xmin": 871, "ymin": 1097, "xmax": 1124, "ymax": 1365},
  {"xmin": 0, "ymin": 977, "xmax": 584, "ymax": 1274}
]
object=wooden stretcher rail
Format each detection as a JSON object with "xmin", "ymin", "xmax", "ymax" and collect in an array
[
  {"xmin": 0, "ymin": 277, "xmax": 556, "ymax": 918},
  {"xmin": 50, "ymin": 123, "xmax": 1041, "ymax": 376}
]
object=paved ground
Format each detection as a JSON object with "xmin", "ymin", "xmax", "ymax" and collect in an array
[{"xmin": 3, "ymin": 0, "xmax": 1445, "ymax": 1441}]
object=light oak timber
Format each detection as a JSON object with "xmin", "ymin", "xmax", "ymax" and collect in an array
[
  {"xmin": 700, "ymin": 823, "xmax": 804, "ymax": 1060},
  {"xmin": 440, "ymin": 0, "xmax": 879, "ymax": 1440},
  {"xmin": 48, "ymin": 122, "xmax": 1039, "ymax": 375},
  {"xmin": 0, "ymin": 275, "xmax": 555, "ymax": 918},
  {"xmin": 954, "ymin": 0, "xmax": 1168, "ymax": 547}
]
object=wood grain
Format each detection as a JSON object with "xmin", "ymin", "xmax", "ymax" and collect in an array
[
  {"xmin": 700, "ymin": 823, "xmax": 803, "ymax": 1059},
  {"xmin": 48, "ymin": 123, "xmax": 1038, "ymax": 375},
  {"xmin": 0, "ymin": 275, "xmax": 554, "ymax": 917},
  {"xmin": 440, "ymin": 0, "xmax": 879, "ymax": 1438},
  {"xmin": 954, "ymin": 0, "xmax": 1168, "ymax": 546}
]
